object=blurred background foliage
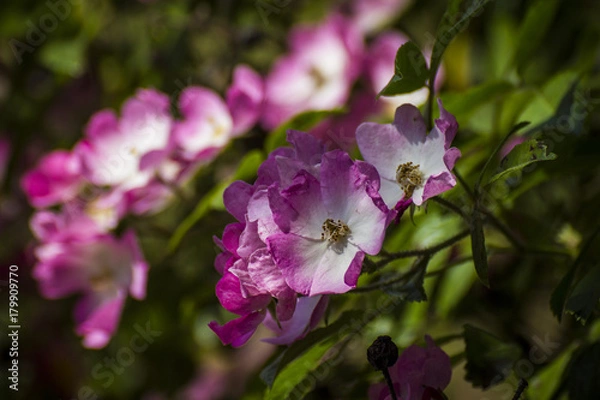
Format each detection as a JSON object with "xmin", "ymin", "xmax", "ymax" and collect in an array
[{"xmin": 1, "ymin": 0, "xmax": 600, "ymax": 399}]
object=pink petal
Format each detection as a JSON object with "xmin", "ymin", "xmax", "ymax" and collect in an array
[
  {"xmin": 226, "ymin": 65, "xmax": 264, "ymax": 136},
  {"xmin": 74, "ymin": 291, "xmax": 126, "ymax": 349},
  {"xmin": 268, "ymin": 233, "xmax": 362, "ymax": 295},
  {"xmin": 215, "ymin": 271, "xmax": 271, "ymax": 315},
  {"xmin": 208, "ymin": 310, "xmax": 266, "ymax": 347},
  {"xmin": 262, "ymin": 295, "xmax": 327, "ymax": 345}
]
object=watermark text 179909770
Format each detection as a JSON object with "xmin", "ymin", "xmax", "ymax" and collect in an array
[{"xmin": 7, "ymin": 264, "xmax": 20, "ymax": 392}]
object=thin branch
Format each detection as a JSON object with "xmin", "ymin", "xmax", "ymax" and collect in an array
[
  {"xmin": 354, "ymin": 256, "xmax": 428, "ymax": 293},
  {"xmin": 382, "ymin": 229, "xmax": 470, "ymax": 261},
  {"xmin": 425, "ymin": 256, "xmax": 473, "ymax": 278},
  {"xmin": 431, "ymin": 196, "xmax": 469, "ymax": 220},
  {"xmin": 454, "ymin": 169, "xmax": 477, "ymax": 202}
]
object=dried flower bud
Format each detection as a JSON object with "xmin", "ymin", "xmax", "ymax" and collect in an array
[{"xmin": 367, "ymin": 335, "xmax": 398, "ymax": 371}]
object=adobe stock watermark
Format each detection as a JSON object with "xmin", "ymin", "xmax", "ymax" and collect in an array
[
  {"xmin": 481, "ymin": 333, "xmax": 562, "ymax": 400},
  {"xmin": 63, "ymin": 321, "xmax": 162, "ymax": 400},
  {"xmin": 476, "ymin": 85, "xmax": 600, "ymax": 216},
  {"xmin": 8, "ymin": 0, "xmax": 82, "ymax": 65},
  {"xmin": 255, "ymin": 0, "xmax": 295, "ymax": 27},
  {"xmin": 287, "ymin": 292, "xmax": 403, "ymax": 399}
]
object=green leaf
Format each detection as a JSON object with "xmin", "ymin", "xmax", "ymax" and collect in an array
[
  {"xmin": 550, "ymin": 266, "xmax": 577, "ymax": 321},
  {"xmin": 167, "ymin": 150, "xmax": 264, "ymax": 253},
  {"xmin": 564, "ymin": 262, "xmax": 600, "ymax": 324},
  {"xmin": 378, "ymin": 42, "xmax": 429, "ymax": 97},
  {"xmin": 265, "ymin": 109, "xmax": 345, "ymax": 153},
  {"xmin": 383, "ymin": 256, "xmax": 429, "ymax": 302},
  {"xmin": 560, "ymin": 342, "xmax": 600, "ymax": 400},
  {"xmin": 551, "ymin": 227, "xmax": 600, "ymax": 322},
  {"xmin": 524, "ymin": 79, "xmax": 584, "ymax": 137},
  {"xmin": 528, "ymin": 345, "xmax": 576, "ymax": 400},
  {"xmin": 429, "ymin": 0, "xmax": 494, "ymax": 89},
  {"xmin": 261, "ymin": 310, "xmax": 363, "ymax": 388},
  {"xmin": 470, "ymin": 209, "xmax": 489, "ymax": 287},
  {"xmin": 519, "ymin": 71, "xmax": 580, "ymax": 129},
  {"xmin": 463, "ymin": 324, "xmax": 522, "ymax": 389},
  {"xmin": 514, "ymin": 0, "xmax": 560, "ymax": 72},
  {"xmin": 487, "ymin": 15, "xmax": 518, "ymax": 79},
  {"xmin": 487, "ymin": 139, "xmax": 557, "ymax": 185},
  {"xmin": 265, "ymin": 338, "xmax": 336, "ymax": 400},
  {"xmin": 476, "ymin": 121, "xmax": 531, "ymax": 191},
  {"xmin": 441, "ymin": 81, "xmax": 514, "ymax": 123}
]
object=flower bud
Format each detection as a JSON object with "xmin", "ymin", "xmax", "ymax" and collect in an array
[{"xmin": 367, "ymin": 335, "xmax": 398, "ymax": 371}]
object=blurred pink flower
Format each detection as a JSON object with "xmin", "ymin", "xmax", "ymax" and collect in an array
[
  {"xmin": 21, "ymin": 150, "xmax": 83, "ymax": 208},
  {"xmin": 262, "ymin": 16, "xmax": 363, "ymax": 130},
  {"xmin": 369, "ymin": 336, "xmax": 452, "ymax": 400},
  {"xmin": 0, "ymin": 136, "xmax": 9, "ymax": 186},
  {"xmin": 226, "ymin": 65, "xmax": 265, "ymax": 136},
  {"xmin": 343, "ymin": 0, "xmax": 412, "ymax": 34},
  {"xmin": 173, "ymin": 87, "xmax": 233, "ymax": 161},
  {"xmin": 75, "ymin": 89, "xmax": 173, "ymax": 190},
  {"xmin": 500, "ymin": 136, "xmax": 527, "ymax": 159},
  {"xmin": 31, "ymin": 211, "xmax": 148, "ymax": 348}
]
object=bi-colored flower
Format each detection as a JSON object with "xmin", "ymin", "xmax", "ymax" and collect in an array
[
  {"xmin": 267, "ymin": 150, "xmax": 388, "ymax": 296},
  {"xmin": 31, "ymin": 210, "xmax": 148, "ymax": 348},
  {"xmin": 75, "ymin": 89, "xmax": 173, "ymax": 190},
  {"xmin": 262, "ymin": 16, "xmax": 363, "ymax": 129},
  {"xmin": 356, "ymin": 101, "xmax": 460, "ymax": 210},
  {"xmin": 173, "ymin": 87, "xmax": 233, "ymax": 161}
]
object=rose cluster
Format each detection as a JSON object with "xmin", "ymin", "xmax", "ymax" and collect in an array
[
  {"xmin": 22, "ymin": 84, "xmax": 255, "ymax": 348},
  {"xmin": 21, "ymin": 0, "xmax": 450, "ymax": 349},
  {"xmin": 210, "ymin": 103, "xmax": 460, "ymax": 346}
]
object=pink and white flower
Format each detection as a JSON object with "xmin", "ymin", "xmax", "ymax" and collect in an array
[
  {"xmin": 31, "ymin": 214, "xmax": 148, "ymax": 348},
  {"xmin": 267, "ymin": 150, "xmax": 389, "ymax": 296},
  {"xmin": 75, "ymin": 89, "xmax": 173, "ymax": 190},
  {"xmin": 262, "ymin": 16, "xmax": 363, "ymax": 130},
  {"xmin": 356, "ymin": 101, "xmax": 460, "ymax": 209},
  {"xmin": 173, "ymin": 87, "xmax": 233, "ymax": 161},
  {"xmin": 210, "ymin": 131, "xmax": 334, "ymax": 346}
]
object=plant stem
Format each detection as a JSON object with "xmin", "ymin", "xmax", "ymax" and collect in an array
[
  {"xmin": 382, "ymin": 368, "xmax": 398, "ymax": 400},
  {"xmin": 425, "ymin": 256, "xmax": 473, "ymax": 277},
  {"xmin": 454, "ymin": 169, "xmax": 477, "ymax": 202},
  {"xmin": 382, "ymin": 229, "xmax": 470, "ymax": 261},
  {"xmin": 431, "ymin": 196, "xmax": 469, "ymax": 220},
  {"xmin": 426, "ymin": 72, "xmax": 437, "ymax": 131},
  {"xmin": 511, "ymin": 379, "xmax": 528, "ymax": 400}
]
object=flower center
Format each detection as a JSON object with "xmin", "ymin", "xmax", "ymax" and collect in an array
[
  {"xmin": 309, "ymin": 66, "xmax": 327, "ymax": 89},
  {"xmin": 321, "ymin": 218, "xmax": 351, "ymax": 243},
  {"xmin": 396, "ymin": 162, "xmax": 424, "ymax": 199},
  {"xmin": 89, "ymin": 265, "xmax": 117, "ymax": 292},
  {"xmin": 208, "ymin": 116, "xmax": 226, "ymax": 138}
]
